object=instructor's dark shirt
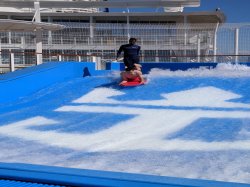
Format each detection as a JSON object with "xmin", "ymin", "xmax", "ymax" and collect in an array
[{"xmin": 117, "ymin": 44, "xmax": 141, "ymax": 58}]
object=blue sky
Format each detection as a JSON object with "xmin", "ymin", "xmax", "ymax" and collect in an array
[
  {"xmin": 185, "ymin": 0, "xmax": 250, "ymax": 23},
  {"xmin": 110, "ymin": 0, "xmax": 250, "ymax": 23}
]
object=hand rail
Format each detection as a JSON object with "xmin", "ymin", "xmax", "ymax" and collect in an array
[{"xmin": 1, "ymin": 50, "xmax": 250, "ymax": 74}]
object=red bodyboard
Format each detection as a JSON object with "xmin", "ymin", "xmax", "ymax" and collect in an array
[{"xmin": 120, "ymin": 77, "xmax": 146, "ymax": 87}]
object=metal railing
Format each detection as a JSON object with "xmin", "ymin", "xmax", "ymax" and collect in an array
[
  {"xmin": 1, "ymin": 50, "xmax": 250, "ymax": 74},
  {"xmin": 0, "ymin": 23, "xmax": 250, "ymax": 73}
]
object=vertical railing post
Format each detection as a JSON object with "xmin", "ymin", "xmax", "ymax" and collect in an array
[
  {"xmin": 48, "ymin": 17, "xmax": 53, "ymax": 45},
  {"xmin": 155, "ymin": 50, "xmax": 159, "ymax": 62},
  {"xmin": 235, "ymin": 27, "xmax": 239, "ymax": 63},
  {"xmin": 8, "ymin": 32, "xmax": 11, "ymax": 45},
  {"xmin": 184, "ymin": 15, "xmax": 187, "ymax": 63},
  {"xmin": 96, "ymin": 56, "xmax": 102, "ymax": 70},
  {"xmin": 90, "ymin": 16, "xmax": 94, "ymax": 45},
  {"xmin": 74, "ymin": 37, "xmax": 77, "ymax": 45},
  {"xmin": 184, "ymin": 32, "xmax": 187, "ymax": 62},
  {"xmin": 10, "ymin": 52, "xmax": 15, "ymax": 72},
  {"xmin": 197, "ymin": 34, "xmax": 201, "ymax": 62},
  {"xmin": 21, "ymin": 36, "xmax": 25, "ymax": 49},
  {"xmin": 58, "ymin": 55, "xmax": 62, "ymax": 61},
  {"xmin": 92, "ymin": 55, "xmax": 102, "ymax": 70},
  {"xmin": 127, "ymin": 15, "xmax": 130, "ymax": 40},
  {"xmin": 141, "ymin": 50, "xmax": 144, "ymax": 63},
  {"xmin": 213, "ymin": 22, "xmax": 219, "ymax": 63},
  {"xmin": 34, "ymin": 1, "xmax": 43, "ymax": 65}
]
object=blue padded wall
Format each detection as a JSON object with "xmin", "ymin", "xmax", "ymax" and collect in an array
[{"xmin": 0, "ymin": 62, "xmax": 95, "ymax": 103}]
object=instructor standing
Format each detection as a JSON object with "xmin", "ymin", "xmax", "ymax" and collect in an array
[{"xmin": 116, "ymin": 38, "xmax": 141, "ymax": 70}]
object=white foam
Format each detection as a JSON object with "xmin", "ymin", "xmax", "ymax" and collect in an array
[
  {"xmin": 2, "ymin": 86, "xmax": 249, "ymax": 152},
  {"xmin": 73, "ymin": 88, "xmax": 123, "ymax": 104},
  {"xmin": 148, "ymin": 63, "xmax": 250, "ymax": 78},
  {"xmin": 72, "ymin": 86, "xmax": 250, "ymax": 108},
  {"xmin": 130, "ymin": 86, "xmax": 250, "ymax": 108},
  {"xmin": 1, "ymin": 104, "xmax": 250, "ymax": 153},
  {"xmin": 2, "ymin": 70, "xmax": 250, "ymax": 183}
]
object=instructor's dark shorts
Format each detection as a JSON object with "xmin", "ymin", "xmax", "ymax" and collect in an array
[{"xmin": 124, "ymin": 56, "xmax": 140, "ymax": 68}]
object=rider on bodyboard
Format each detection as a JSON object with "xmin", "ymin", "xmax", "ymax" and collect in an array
[{"xmin": 117, "ymin": 38, "xmax": 145, "ymax": 86}]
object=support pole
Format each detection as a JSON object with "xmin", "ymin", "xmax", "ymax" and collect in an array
[
  {"xmin": 235, "ymin": 28, "xmax": 239, "ymax": 63},
  {"xmin": 90, "ymin": 16, "xmax": 94, "ymax": 44},
  {"xmin": 213, "ymin": 22, "xmax": 219, "ymax": 62},
  {"xmin": 184, "ymin": 15, "xmax": 187, "ymax": 62},
  {"xmin": 58, "ymin": 55, "xmax": 62, "ymax": 61},
  {"xmin": 48, "ymin": 17, "xmax": 53, "ymax": 45},
  {"xmin": 197, "ymin": 34, "xmax": 201, "ymax": 62},
  {"xmin": 34, "ymin": 1, "xmax": 43, "ymax": 65},
  {"xmin": 155, "ymin": 50, "xmax": 159, "ymax": 62},
  {"xmin": 8, "ymin": 32, "xmax": 11, "ymax": 45},
  {"xmin": 127, "ymin": 15, "xmax": 130, "ymax": 41},
  {"xmin": 10, "ymin": 53, "xmax": 14, "ymax": 72}
]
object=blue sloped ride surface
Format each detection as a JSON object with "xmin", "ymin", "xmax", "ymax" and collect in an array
[{"xmin": 1, "ymin": 62, "xmax": 250, "ymax": 185}]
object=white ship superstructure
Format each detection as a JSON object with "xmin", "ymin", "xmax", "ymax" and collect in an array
[{"xmin": 0, "ymin": 0, "xmax": 234, "ymax": 73}]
